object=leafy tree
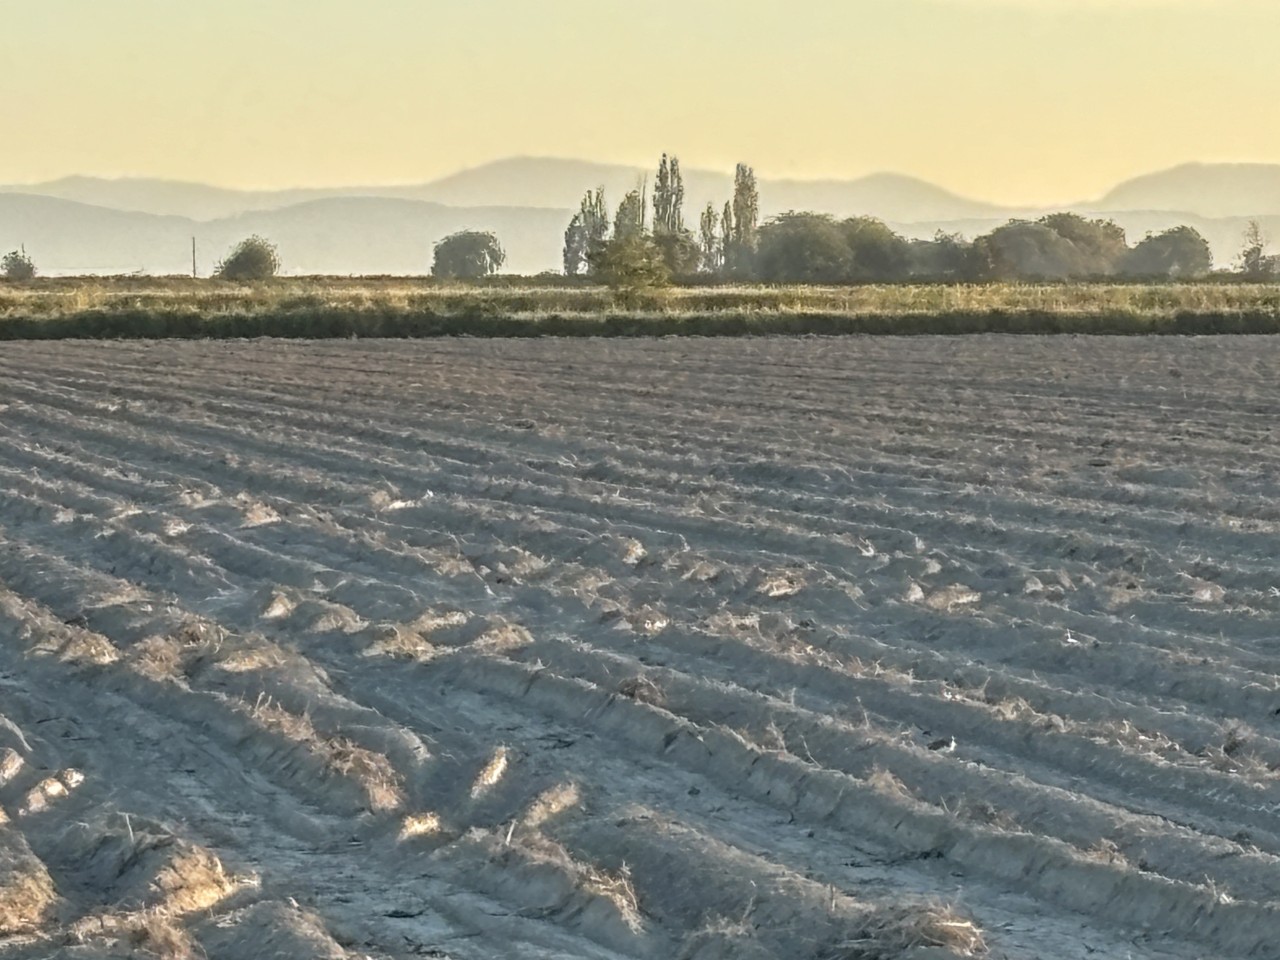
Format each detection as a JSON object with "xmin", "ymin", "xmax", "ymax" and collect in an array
[
  {"xmin": 652, "ymin": 154, "xmax": 685, "ymax": 235},
  {"xmin": 651, "ymin": 154, "xmax": 697, "ymax": 273},
  {"xmin": 589, "ymin": 233, "xmax": 670, "ymax": 303},
  {"xmin": 721, "ymin": 200, "xmax": 735, "ymax": 268},
  {"xmin": 1, "ymin": 249, "xmax": 36, "ymax": 281},
  {"xmin": 613, "ymin": 188, "xmax": 647, "ymax": 242},
  {"xmin": 840, "ymin": 217, "xmax": 913, "ymax": 282},
  {"xmin": 725, "ymin": 163, "xmax": 758, "ymax": 277},
  {"xmin": 699, "ymin": 203, "xmax": 722, "ymax": 274},
  {"xmin": 1237, "ymin": 220, "xmax": 1278, "ymax": 279},
  {"xmin": 563, "ymin": 188, "xmax": 609, "ymax": 276},
  {"xmin": 1120, "ymin": 226, "xmax": 1213, "ymax": 279},
  {"xmin": 215, "ymin": 236, "xmax": 280, "ymax": 280},
  {"xmin": 756, "ymin": 213, "xmax": 853, "ymax": 283},
  {"xmin": 432, "ymin": 231, "xmax": 506, "ymax": 279},
  {"xmin": 1038, "ymin": 213, "xmax": 1127, "ymax": 275},
  {"xmin": 563, "ymin": 216, "xmax": 587, "ymax": 277},
  {"xmin": 975, "ymin": 221, "xmax": 1083, "ymax": 280},
  {"xmin": 652, "ymin": 231, "xmax": 701, "ymax": 277},
  {"xmin": 909, "ymin": 232, "xmax": 988, "ymax": 280}
]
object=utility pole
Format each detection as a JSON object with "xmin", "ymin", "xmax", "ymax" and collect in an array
[{"xmin": 192, "ymin": 237, "xmax": 197, "ymax": 278}]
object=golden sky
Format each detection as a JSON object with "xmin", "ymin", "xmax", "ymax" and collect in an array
[{"xmin": 3, "ymin": 0, "xmax": 1277, "ymax": 204}]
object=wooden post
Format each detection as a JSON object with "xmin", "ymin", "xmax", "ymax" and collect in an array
[{"xmin": 192, "ymin": 237, "xmax": 197, "ymax": 278}]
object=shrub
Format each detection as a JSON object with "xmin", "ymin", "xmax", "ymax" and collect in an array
[
  {"xmin": 1, "ymin": 250, "xmax": 36, "ymax": 281},
  {"xmin": 214, "ymin": 236, "xmax": 281, "ymax": 281},
  {"xmin": 588, "ymin": 234, "xmax": 671, "ymax": 305}
]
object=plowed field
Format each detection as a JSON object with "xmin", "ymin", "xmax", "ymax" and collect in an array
[{"xmin": 1, "ymin": 336, "xmax": 1278, "ymax": 959}]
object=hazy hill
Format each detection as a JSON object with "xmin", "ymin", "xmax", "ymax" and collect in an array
[
  {"xmin": 11, "ymin": 158, "xmax": 1280, "ymax": 228},
  {"xmin": 6, "ymin": 158, "xmax": 1280, "ymax": 275},
  {"xmin": 1097, "ymin": 163, "xmax": 1280, "ymax": 218},
  {"xmin": 215, "ymin": 198, "xmax": 570, "ymax": 275},
  {"xmin": 0, "ymin": 194, "xmax": 571, "ymax": 276},
  {"xmin": 406, "ymin": 158, "xmax": 1014, "ymax": 221},
  {"xmin": 0, "ymin": 176, "xmax": 334, "ymax": 222},
  {"xmin": 3, "ymin": 157, "xmax": 1013, "ymax": 225}
]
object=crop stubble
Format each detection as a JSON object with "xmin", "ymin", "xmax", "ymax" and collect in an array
[{"xmin": 0, "ymin": 335, "xmax": 1278, "ymax": 958}]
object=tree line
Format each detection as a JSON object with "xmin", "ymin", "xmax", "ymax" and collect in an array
[
  {"xmin": 0, "ymin": 231, "xmax": 506, "ymax": 282},
  {"xmin": 4, "ymin": 157, "xmax": 1280, "ymax": 283},
  {"xmin": 561, "ymin": 154, "xmax": 1280, "ymax": 286}
]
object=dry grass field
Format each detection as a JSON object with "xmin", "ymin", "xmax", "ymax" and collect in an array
[
  {"xmin": 3, "ymin": 278, "xmax": 1280, "ymax": 338},
  {"xmin": 2, "ymin": 335, "xmax": 1280, "ymax": 958}
]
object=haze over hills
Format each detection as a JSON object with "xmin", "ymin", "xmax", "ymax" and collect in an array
[
  {"xmin": 3, "ymin": 158, "xmax": 1279, "ymax": 274},
  {"xmin": 1, "ymin": 157, "xmax": 1018, "ymax": 224},
  {"xmin": 0, "ymin": 194, "xmax": 571, "ymax": 276},
  {"xmin": 1096, "ymin": 163, "xmax": 1280, "ymax": 219}
]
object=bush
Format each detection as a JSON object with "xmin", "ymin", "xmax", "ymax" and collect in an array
[
  {"xmin": 588, "ymin": 234, "xmax": 671, "ymax": 305},
  {"xmin": 1, "ymin": 250, "xmax": 36, "ymax": 281},
  {"xmin": 214, "ymin": 236, "xmax": 281, "ymax": 281}
]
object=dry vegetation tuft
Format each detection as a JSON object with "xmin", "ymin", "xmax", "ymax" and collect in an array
[
  {"xmin": 616, "ymin": 675, "xmax": 666, "ymax": 707},
  {"xmin": 470, "ymin": 746, "xmax": 511, "ymax": 799},
  {"xmin": 245, "ymin": 696, "xmax": 405, "ymax": 810},
  {"xmin": 0, "ymin": 849, "xmax": 58, "ymax": 934},
  {"xmin": 831, "ymin": 902, "xmax": 987, "ymax": 959}
]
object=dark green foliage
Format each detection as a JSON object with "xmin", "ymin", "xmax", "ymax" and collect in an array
[
  {"xmin": 976, "ymin": 221, "xmax": 1084, "ymax": 280},
  {"xmin": 1038, "ymin": 213, "xmax": 1128, "ymax": 276},
  {"xmin": 840, "ymin": 217, "xmax": 913, "ymax": 282},
  {"xmin": 721, "ymin": 201, "xmax": 735, "ymax": 271},
  {"xmin": 1, "ymin": 250, "xmax": 36, "ymax": 281},
  {"xmin": 588, "ymin": 233, "xmax": 671, "ymax": 300},
  {"xmin": 613, "ymin": 190, "xmax": 647, "ymax": 242},
  {"xmin": 699, "ymin": 204, "xmax": 722, "ymax": 274},
  {"xmin": 1121, "ymin": 227, "xmax": 1213, "ymax": 279},
  {"xmin": 725, "ymin": 163, "xmax": 759, "ymax": 277},
  {"xmin": 652, "ymin": 154, "xmax": 697, "ymax": 273},
  {"xmin": 1237, "ymin": 221, "xmax": 1279, "ymax": 279},
  {"xmin": 214, "ymin": 236, "xmax": 281, "ymax": 281},
  {"xmin": 652, "ymin": 231, "xmax": 701, "ymax": 276},
  {"xmin": 432, "ymin": 231, "xmax": 506, "ymax": 279},
  {"xmin": 909, "ymin": 232, "xmax": 989, "ymax": 280},
  {"xmin": 756, "ymin": 214, "xmax": 914, "ymax": 283},
  {"xmin": 757, "ymin": 213, "xmax": 852, "ymax": 283},
  {"xmin": 564, "ymin": 188, "xmax": 609, "ymax": 276},
  {"xmin": 652, "ymin": 155, "xmax": 685, "ymax": 235}
]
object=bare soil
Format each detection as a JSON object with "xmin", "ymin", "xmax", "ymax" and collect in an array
[{"xmin": 1, "ymin": 335, "xmax": 1278, "ymax": 958}]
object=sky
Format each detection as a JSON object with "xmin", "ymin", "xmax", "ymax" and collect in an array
[{"xmin": 2, "ymin": 0, "xmax": 1278, "ymax": 205}]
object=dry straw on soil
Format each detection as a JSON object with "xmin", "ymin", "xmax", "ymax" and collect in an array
[{"xmin": 830, "ymin": 903, "xmax": 987, "ymax": 959}]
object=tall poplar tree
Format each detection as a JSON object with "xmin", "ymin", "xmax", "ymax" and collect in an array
[
  {"xmin": 563, "ymin": 187, "xmax": 610, "ymax": 276},
  {"xmin": 651, "ymin": 154, "xmax": 697, "ymax": 273},
  {"xmin": 614, "ymin": 188, "xmax": 647, "ymax": 241},
  {"xmin": 653, "ymin": 154, "xmax": 686, "ymax": 235},
  {"xmin": 699, "ymin": 203, "xmax": 722, "ymax": 273},
  {"xmin": 725, "ymin": 162, "xmax": 759, "ymax": 277}
]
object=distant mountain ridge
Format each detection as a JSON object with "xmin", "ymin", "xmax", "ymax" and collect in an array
[
  {"xmin": 3, "ymin": 157, "xmax": 1018, "ymax": 224},
  {"xmin": 3, "ymin": 158, "xmax": 1279, "ymax": 274},
  {"xmin": 0, "ymin": 194, "xmax": 572, "ymax": 276},
  {"xmin": 1096, "ymin": 163, "xmax": 1280, "ymax": 219},
  {"xmin": 10, "ymin": 158, "xmax": 1280, "ymax": 224}
]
